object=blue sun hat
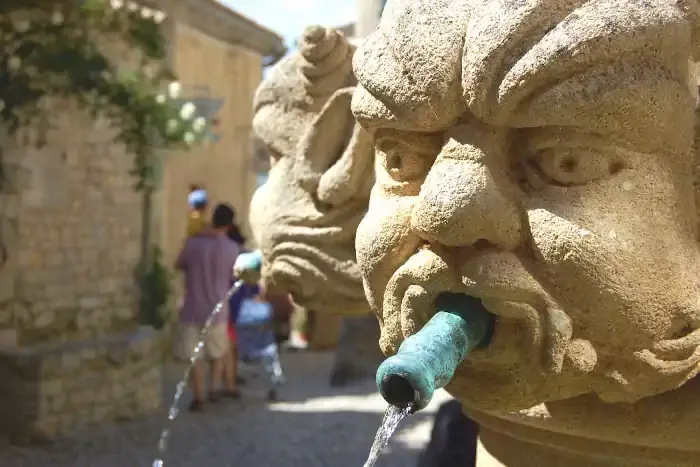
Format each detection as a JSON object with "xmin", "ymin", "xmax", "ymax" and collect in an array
[{"xmin": 188, "ymin": 189, "xmax": 208, "ymax": 208}]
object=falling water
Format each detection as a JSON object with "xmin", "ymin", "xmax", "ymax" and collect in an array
[
  {"xmin": 151, "ymin": 280, "xmax": 244, "ymax": 467},
  {"xmin": 363, "ymin": 404, "xmax": 413, "ymax": 467}
]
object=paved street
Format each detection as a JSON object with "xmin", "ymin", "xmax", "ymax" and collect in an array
[{"xmin": 0, "ymin": 351, "xmax": 456, "ymax": 467}]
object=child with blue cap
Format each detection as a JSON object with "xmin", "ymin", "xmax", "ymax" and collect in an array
[{"xmin": 187, "ymin": 185, "xmax": 209, "ymax": 237}]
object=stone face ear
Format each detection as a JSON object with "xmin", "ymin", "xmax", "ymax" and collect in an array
[
  {"xmin": 295, "ymin": 86, "xmax": 375, "ymax": 206},
  {"xmin": 295, "ymin": 87, "xmax": 359, "ymax": 195},
  {"xmin": 317, "ymin": 123, "xmax": 374, "ymax": 206}
]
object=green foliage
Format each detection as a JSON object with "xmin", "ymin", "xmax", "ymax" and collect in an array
[
  {"xmin": 138, "ymin": 245, "xmax": 172, "ymax": 330},
  {"xmin": 0, "ymin": 0, "xmax": 210, "ymax": 190}
]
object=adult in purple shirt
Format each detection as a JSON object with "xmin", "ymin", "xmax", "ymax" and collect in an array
[{"xmin": 175, "ymin": 203, "xmax": 240, "ymax": 411}]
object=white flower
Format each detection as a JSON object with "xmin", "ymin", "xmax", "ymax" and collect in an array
[
  {"xmin": 51, "ymin": 11, "xmax": 64, "ymax": 25},
  {"xmin": 13, "ymin": 20, "xmax": 29, "ymax": 33},
  {"xmin": 153, "ymin": 11, "xmax": 167, "ymax": 24},
  {"xmin": 110, "ymin": 0, "xmax": 124, "ymax": 9},
  {"xmin": 192, "ymin": 117, "xmax": 206, "ymax": 132},
  {"xmin": 156, "ymin": 94, "xmax": 166, "ymax": 104},
  {"xmin": 183, "ymin": 132, "xmax": 196, "ymax": 145},
  {"xmin": 179, "ymin": 102, "xmax": 196, "ymax": 120},
  {"xmin": 100, "ymin": 70, "xmax": 111, "ymax": 80},
  {"xmin": 8, "ymin": 56, "xmax": 21, "ymax": 71},
  {"xmin": 140, "ymin": 7, "xmax": 153, "ymax": 19},
  {"xmin": 167, "ymin": 81, "xmax": 181, "ymax": 99},
  {"xmin": 166, "ymin": 119, "xmax": 178, "ymax": 134},
  {"xmin": 128, "ymin": 2, "xmax": 139, "ymax": 12}
]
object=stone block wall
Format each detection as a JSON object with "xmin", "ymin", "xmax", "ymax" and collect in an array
[
  {"xmin": 0, "ymin": 98, "xmax": 163, "ymax": 442},
  {"xmin": 0, "ymin": 327, "xmax": 161, "ymax": 443},
  {"xmin": 0, "ymin": 100, "xmax": 142, "ymax": 346}
]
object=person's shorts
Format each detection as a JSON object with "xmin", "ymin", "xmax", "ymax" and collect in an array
[{"xmin": 176, "ymin": 323, "xmax": 229, "ymax": 360}]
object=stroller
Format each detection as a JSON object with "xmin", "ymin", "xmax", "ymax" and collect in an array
[{"xmin": 233, "ymin": 283, "xmax": 286, "ymax": 401}]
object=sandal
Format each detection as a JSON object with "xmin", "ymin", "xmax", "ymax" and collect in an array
[{"xmin": 188, "ymin": 399, "xmax": 205, "ymax": 412}]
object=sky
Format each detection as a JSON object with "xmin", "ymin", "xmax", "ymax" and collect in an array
[{"xmin": 222, "ymin": 0, "xmax": 356, "ymax": 48}]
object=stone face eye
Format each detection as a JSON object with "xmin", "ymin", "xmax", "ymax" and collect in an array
[{"xmin": 524, "ymin": 146, "xmax": 625, "ymax": 188}]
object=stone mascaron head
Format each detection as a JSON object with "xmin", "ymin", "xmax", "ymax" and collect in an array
[
  {"xmin": 351, "ymin": 0, "xmax": 700, "ymax": 411},
  {"xmin": 250, "ymin": 26, "xmax": 374, "ymax": 314}
]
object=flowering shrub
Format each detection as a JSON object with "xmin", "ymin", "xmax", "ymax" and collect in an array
[{"xmin": 0, "ymin": 0, "xmax": 209, "ymax": 190}]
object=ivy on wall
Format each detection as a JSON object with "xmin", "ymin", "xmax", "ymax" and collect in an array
[
  {"xmin": 0, "ymin": 0, "xmax": 210, "ymax": 190},
  {"xmin": 0, "ymin": 0, "xmax": 219, "ymax": 329}
]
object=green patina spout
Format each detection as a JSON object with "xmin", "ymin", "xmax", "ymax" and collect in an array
[{"xmin": 376, "ymin": 293, "xmax": 495, "ymax": 412}]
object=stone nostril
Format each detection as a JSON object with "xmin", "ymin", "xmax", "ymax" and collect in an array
[
  {"xmin": 473, "ymin": 239, "xmax": 495, "ymax": 250},
  {"xmin": 667, "ymin": 323, "xmax": 695, "ymax": 340}
]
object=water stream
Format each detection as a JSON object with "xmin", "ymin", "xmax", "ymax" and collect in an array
[
  {"xmin": 363, "ymin": 404, "xmax": 413, "ymax": 467},
  {"xmin": 151, "ymin": 280, "xmax": 244, "ymax": 467}
]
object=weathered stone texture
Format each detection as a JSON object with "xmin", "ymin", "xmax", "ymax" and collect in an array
[
  {"xmin": 0, "ymin": 98, "xmax": 158, "ymax": 441},
  {"xmin": 351, "ymin": 0, "xmax": 700, "ymax": 465},
  {"xmin": 1, "ymin": 100, "xmax": 142, "ymax": 347},
  {"xmin": 0, "ymin": 327, "xmax": 162, "ymax": 443},
  {"xmin": 247, "ymin": 26, "xmax": 384, "ymax": 384}
]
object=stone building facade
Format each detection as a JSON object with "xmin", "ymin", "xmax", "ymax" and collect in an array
[
  {"xmin": 156, "ymin": 0, "xmax": 284, "ymax": 264},
  {"xmin": 0, "ymin": 0, "xmax": 283, "ymax": 443}
]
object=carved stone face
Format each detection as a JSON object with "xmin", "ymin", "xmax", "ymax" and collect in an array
[
  {"xmin": 352, "ymin": 0, "xmax": 700, "ymax": 411},
  {"xmin": 250, "ymin": 27, "xmax": 375, "ymax": 313}
]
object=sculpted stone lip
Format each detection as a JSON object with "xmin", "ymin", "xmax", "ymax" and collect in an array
[
  {"xmin": 266, "ymin": 256, "xmax": 311, "ymax": 298},
  {"xmin": 266, "ymin": 242, "xmax": 365, "ymax": 308},
  {"xmin": 384, "ymin": 254, "xmax": 568, "ymax": 374}
]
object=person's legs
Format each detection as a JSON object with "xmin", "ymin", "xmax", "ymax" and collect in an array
[
  {"xmin": 223, "ymin": 324, "xmax": 240, "ymax": 394},
  {"xmin": 189, "ymin": 360, "xmax": 207, "ymax": 410},
  {"xmin": 224, "ymin": 348, "xmax": 240, "ymax": 393},
  {"xmin": 179, "ymin": 325, "xmax": 207, "ymax": 411},
  {"xmin": 205, "ymin": 323, "xmax": 230, "ymax": 400}
]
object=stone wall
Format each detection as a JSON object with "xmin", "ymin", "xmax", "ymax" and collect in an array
[
  {"xmin": 0, "ymin": 327, "xmax": 161, "ymax": 443},
  {"xmin": 0, "ymin": 98, "xmax": 162, "ymax": 442},
  {"xmin": 0, "ymin": 0, "xmax": 282, "ymax": 442},
  {"xmin": 1, "ymin": 102, "xmax": 142, "ymax": 346}
]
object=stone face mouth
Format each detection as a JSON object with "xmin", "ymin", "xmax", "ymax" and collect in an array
[
  {"xmin": 265, "ymin": 241, "xmax": 366, "ymax": 312},
  {"xmin": 381, "ymin": 248, "xmax": 569, "ymax": 376}
]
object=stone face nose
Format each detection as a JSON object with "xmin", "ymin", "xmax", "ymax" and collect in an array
[{"xmin": 409, "ymin": 155, "xmax": 522, "ymax": 252}]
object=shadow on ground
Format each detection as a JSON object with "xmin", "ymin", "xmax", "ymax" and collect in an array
[{"xmin": 0, "ymin": 351, "xmax": 440, "ymax": 467}]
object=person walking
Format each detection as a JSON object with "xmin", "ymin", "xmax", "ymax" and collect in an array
[{"xmin": 175, "ymin": 203, "xmax": 241, "ymax": 412}]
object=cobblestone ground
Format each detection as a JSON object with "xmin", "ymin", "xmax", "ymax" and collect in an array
[{"xmin": 0, "ymin": 351, "xmax": 463, "ymax": 467}]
